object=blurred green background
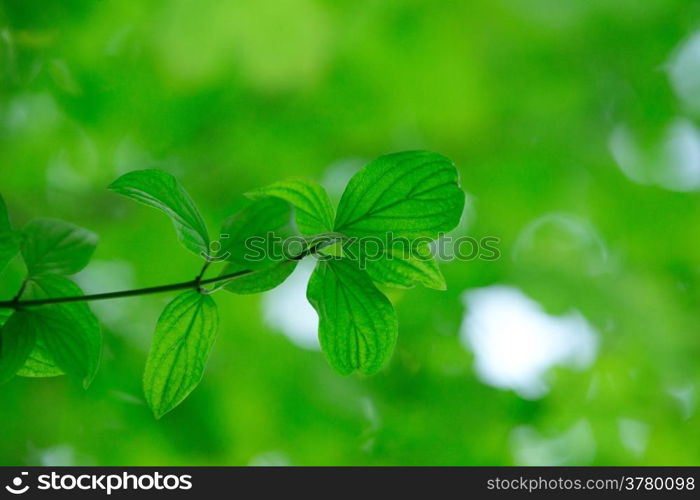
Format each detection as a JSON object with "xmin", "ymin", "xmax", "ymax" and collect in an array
[{"xmin": 2, "ymin": 0, "xmax": 700, "ymax": 465}]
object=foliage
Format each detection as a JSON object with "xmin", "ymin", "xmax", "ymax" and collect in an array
[
  {"xmin": 0, "ymin": 152, "xmax": 464, "ymax": 417},
  {"xmin": 143, "ymin": 290, "xmax": 219, "ymax": 419},
  {"xmin": 108, "ymin": 169, "xmax": 210, "ymax": 256},
  {"xmin": 2, "ymin": 0, "xmax": 698, "ymax": 466}
]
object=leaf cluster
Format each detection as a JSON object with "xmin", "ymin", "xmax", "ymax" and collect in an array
[{"xmin": 0, "ymin": 151, "xmax": 464, "ymax": 417}]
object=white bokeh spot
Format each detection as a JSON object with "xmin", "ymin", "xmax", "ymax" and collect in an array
[
  {"xmin": 460, "ymin": 285, "xmax": 598, "ymax": 399},
  {"xmin": 262, "ymin": 259, "xmax": 320, "ymax": 350}
]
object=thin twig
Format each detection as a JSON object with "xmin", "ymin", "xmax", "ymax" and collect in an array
[{"xmin": 0, "ymin": 235, "xmax": 342, "ymax": 310}]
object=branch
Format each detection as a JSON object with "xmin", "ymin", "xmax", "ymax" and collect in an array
[{"xmin": 0, "ymin": 236, "xmax": 339, "ymax": 310}]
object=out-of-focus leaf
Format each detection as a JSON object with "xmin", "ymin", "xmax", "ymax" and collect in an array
[
  {"xmin": 334, "ymin": 151, "xmax": 464, "ymax": 240},
  {"xmin": 0, "ymin": 194, "xmax": 19, "ymax": 273},
  {"xmin": 247, "ymin": 179, "xmax": 334, "ymax": 235},
  {"xmin": 143, "ymin": 290, "xmax": 219, "ymax": 418},
  {"xmin": 19, "ymin": 275, "xmax": 101, "ymax": 385},
  {"xmin": 109, "ymin": 169, "xmax": 209, "ymax": 256},
  {"xmin": 306, "ymin": 258, "xmax": 397, "ymax": 375},
  {"xmin": 0, "ymin": 311, "xmax": 37, "ymax": 383},
  {"xmin": 21, "ymin": 218, "xmax": 97, "ymax": 276}
]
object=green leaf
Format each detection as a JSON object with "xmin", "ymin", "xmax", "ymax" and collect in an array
[
  {"xmin": 16, "ymin": 337, "xmax": 65, "ymax": 378},
  {"xmin": 219, "ymin": 197, "xmax": 291, "ymax": 268},
  {"xmin": 143, "ymin": 290, "xmax": 219, "ymax": 418},
  {"xmin": 216, "ymin": 197, "xmax": 297, "ymax": 294},
  {"xmin": 109, "ymin": 169, "xmax": 209, "ymax": 256},
  {"xmin": 0, "ymin": 309, "xmax": 11, "ymax": 326},
  {"xmin": 0, "ymin": 194, "xmax": 11, "ymax": 233},
  {"xmin": 334, "ymin": 151, "xmax": 465, "ymax": 240},
  {"xmin": 306, "ymin": 258, "xmax": 397, "ymax": 375},
  {"xmin": 0, "ymin": 194, "xmax": 19, "ymax": 273},
  {"xmin": 357, "ymin": 241, "xmax": 446, "ymax": 290},
  {"xmin": 0, "ymin": 311, "xmax": 37, "ymax": 383},
  {"xmin": 21, "ymin": 218, "xmax": 97, "ymax": 276},
  {"xmin": 247, "ymin": 179, "xmax": 335, "ymax": 235},
  {"xmin": 220, "ymin": 259, "xmax": 297, "ymax": 294},
  {"xmin": 19, "ymin": 275, "xmax": 102, "ymax": 385}
]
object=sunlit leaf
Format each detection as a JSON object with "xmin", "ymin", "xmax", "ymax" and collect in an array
[
  {"xmin": 247, "ymin": 179, "xmax": 334, "ymax": 235},
  {"xmin": 306, "ymin": 258, "xmax": 397, "ymax": 375},
  {"xmin": 109, "ymin": 169, "xmax": 210, "ymax": 256},
  {"xmin": 334, "ymin": 151, "xmax": 464, "ymax": 240},
  {"xmin": 21, "ymin": 218, "xmax": 97, "ymax": 276},
  {"xmin": 143, "ymin": 290, "xmax": 219, "ymax": 418}
]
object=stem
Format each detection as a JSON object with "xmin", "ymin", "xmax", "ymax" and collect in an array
[
  {"xmin": 0, "ymin": 236, "xmax": 340, "ymax": 310},
  {"xmin": 196, "ymin": 260, "xmax": 211, "ymax": 281},
  {"xmin": 0, "ymin": 268, "xmax": 253, "ymax": 309},
  {"xmin": 11, "ymin": 279, "xmax": 27, "ymax": 304},
  {"xmin": 194, "ymin": 260, "xmax": 212, "ymax": 293}
]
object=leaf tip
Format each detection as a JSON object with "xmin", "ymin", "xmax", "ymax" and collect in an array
[{"xmin": 429, "ymin": 279, "xmax": 448, "ymax": 291}]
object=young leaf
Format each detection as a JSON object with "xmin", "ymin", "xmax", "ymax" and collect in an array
[
  {"xmin": 220, "ymin": 260, "xmax": 297, "ymax": 294},
  {"xmin": 0, "ymin": 194, "xmax": 19, "ymax": 273},
  {"xmin": 247, "ymin": 179, "xmax": 334, "ymax": 235},
  {"xmin": 143, "ymin": 290, "xmax": 219, "ymax": 418},
  {"xmin": 306, "ymin": 258, "xmax": 398, "ymax": 375},
  {"xmin": 334, "ymin": 151, "xmax": 465, "ymax": 240},
  {"xmin": 20, "ymin": 275, "xmax": 102, "ymax": 386},
  {"xmin": 0, "ymin": 311, "xmax": 37, "ymax": 383},
  {"xmin": 109, "ymin": 169, "xmax": 210, "ymax": 256},
  {"xmin": 21, "ymin": 218, "xmax": 98, "ymax": 276}
]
